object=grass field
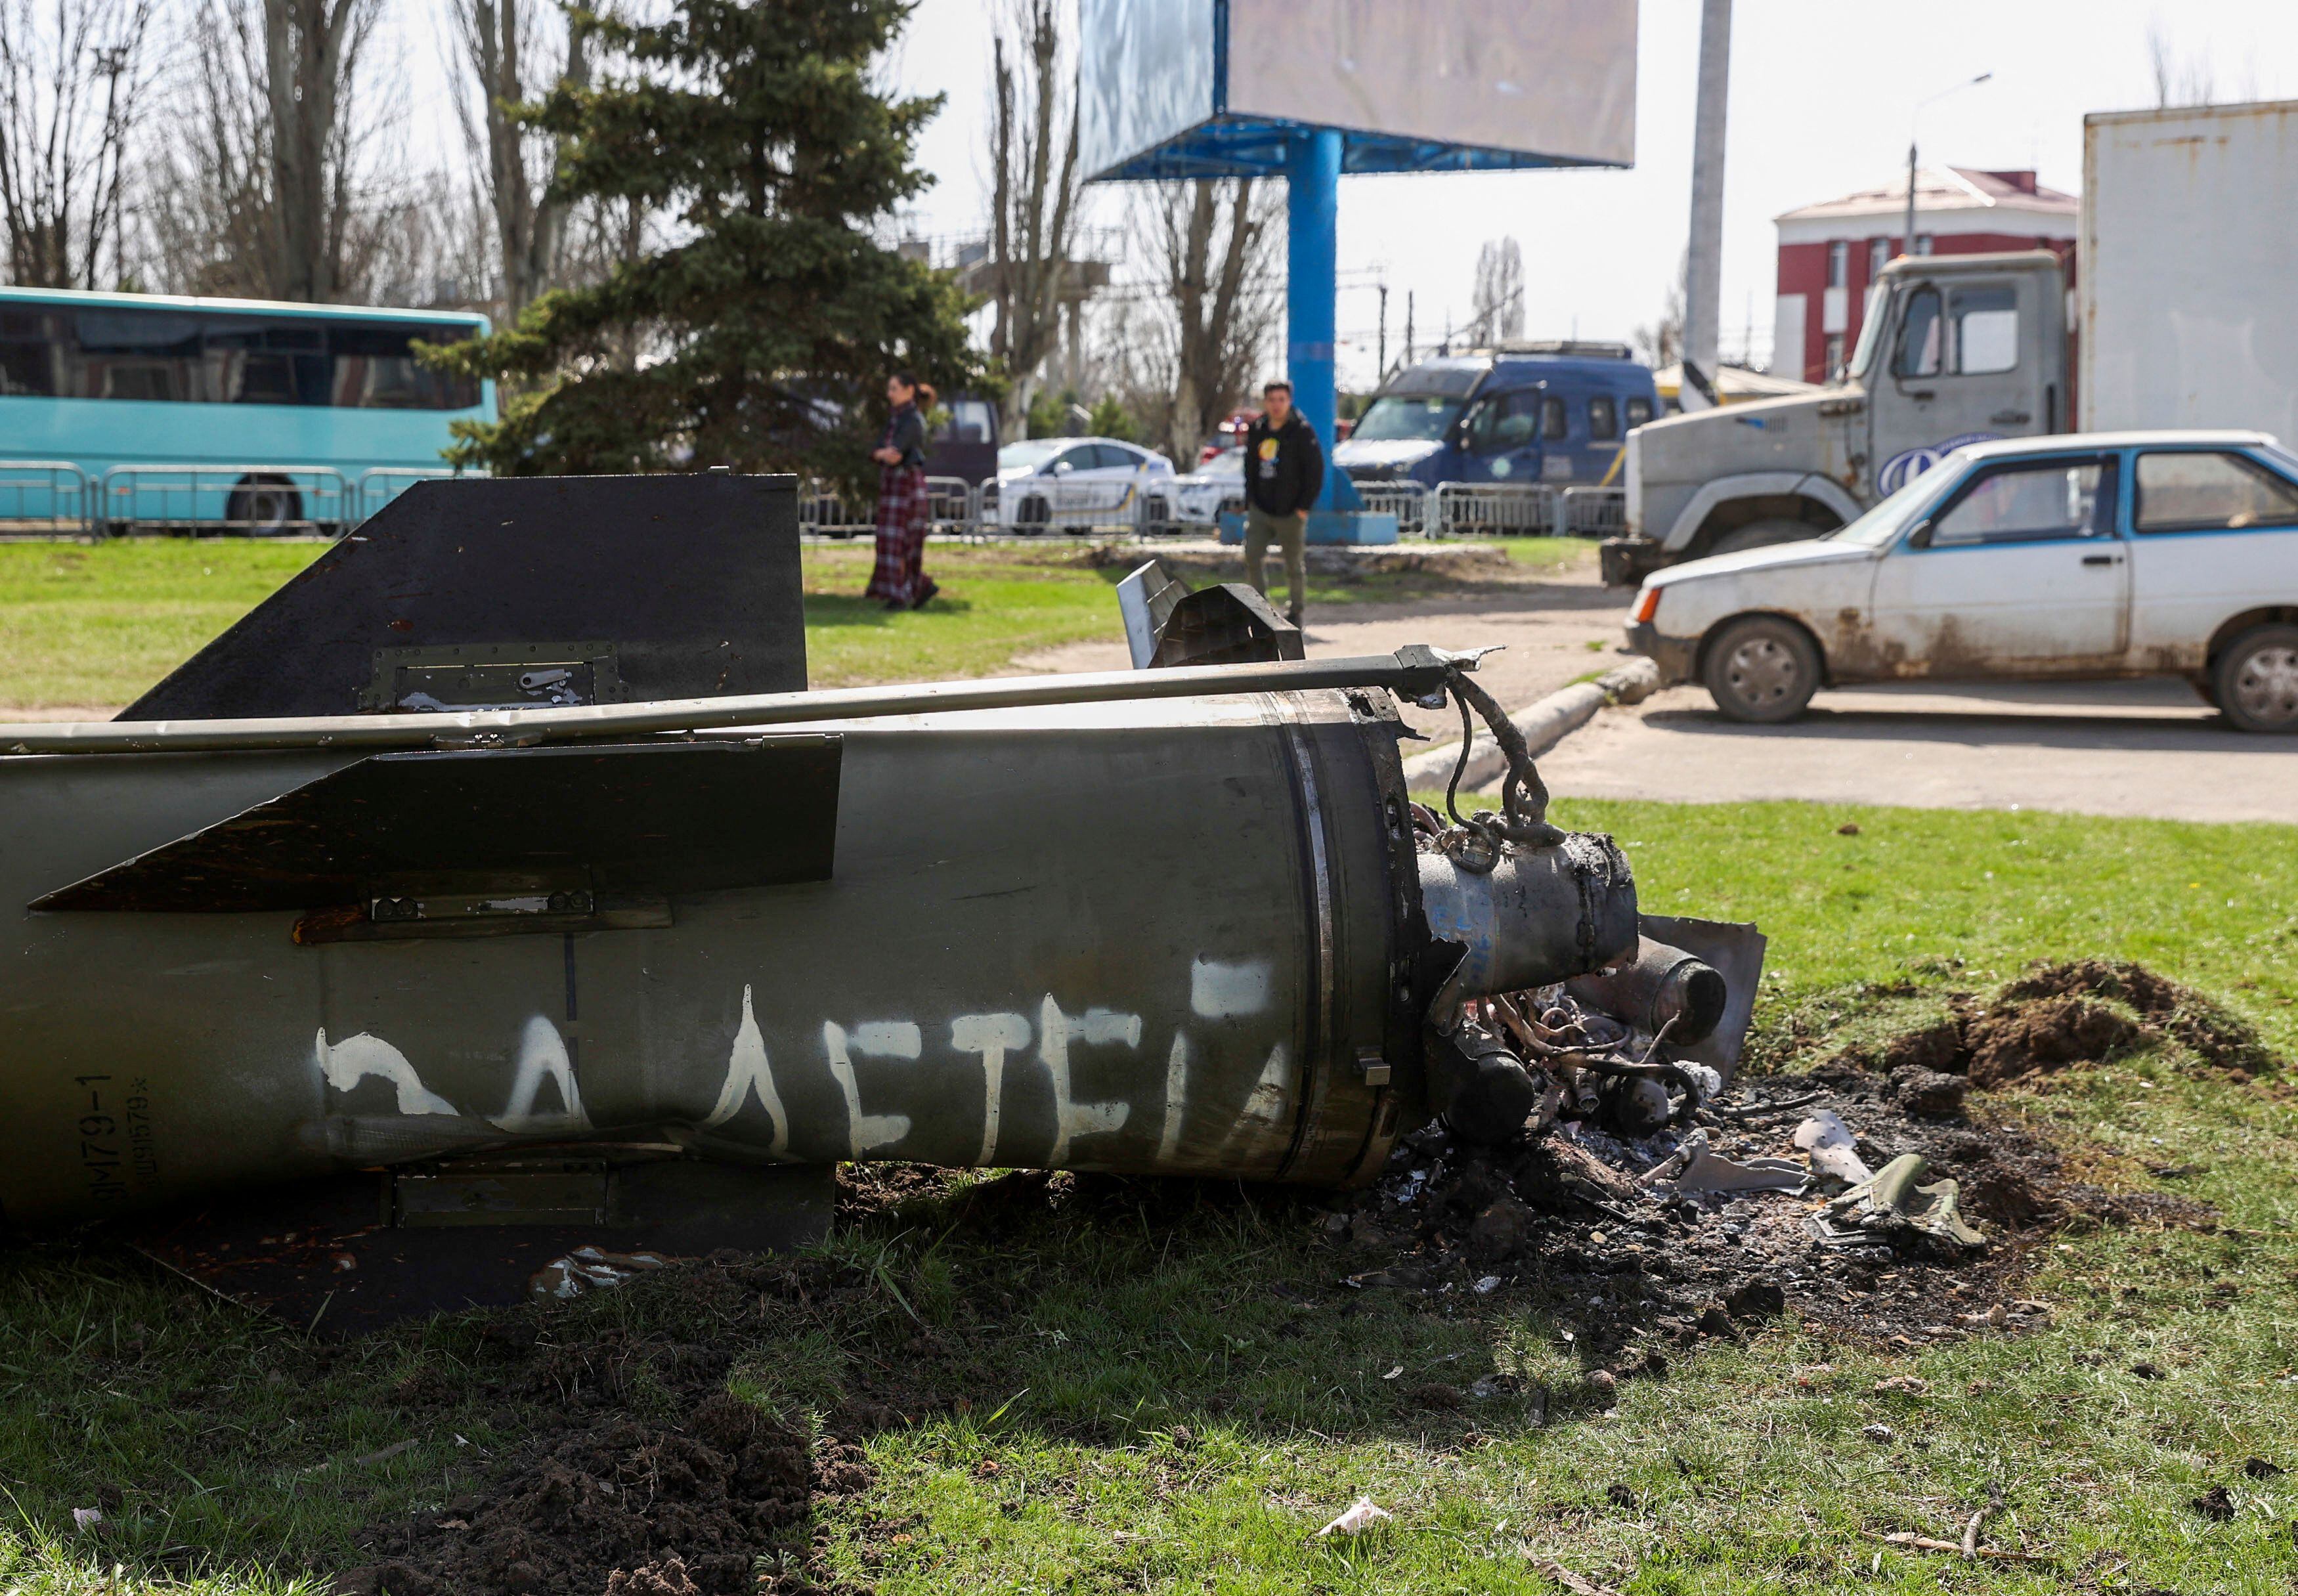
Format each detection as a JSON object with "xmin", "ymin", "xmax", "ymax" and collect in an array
[
  {"xmin": 3, "ymin": 800, "xmax": 2294, "ymax": 1593},
  {"xmin": 0, "ymin": 535, "xmax": 1590, "ymax": 708}
]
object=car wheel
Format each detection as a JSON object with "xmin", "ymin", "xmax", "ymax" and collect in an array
[
  {"xmin": 1142, "ymin": 494, "xmax": 1171, "ymax": 533},
  {"xmin": 1703, "ymin": 615, "xmax": 1821, "ymax": 723},
  {"xmin": 1016, "ymin": 494, "xmax": 1051, "ymax": 528},
  {"xmin": 2214, "ymin": 623, "xmax": 2298, "ymax": 733},
  {"xmin": 1707, "ymin": 517, "xmax": 1820, "ymax": 557}
]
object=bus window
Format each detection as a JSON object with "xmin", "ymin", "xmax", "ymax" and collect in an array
[
  {"xmin": 1588, "ymin": 396, "xmax": 1619, "ymax": 441},
  {"xmin": 0, "ymin": 310, "xmax": 60, "ymax": 396},
  {"xmin": 330, "ymin": 323, "xmax": 481, "ymax": 410},
  {"xmin": 1624, "ymin": 395, "xmax": 1654, "ymax": 429},
  {"xmin": 1541, "ymin": 396, "xmax": 1568, "ymax": 441},
  {"xmin": 74, "ymin": 310, "xmax": 203, "ymax": 402},
  {"xmin": 204, "ymin": 317, "xmax": 328, "ymax": 406}
]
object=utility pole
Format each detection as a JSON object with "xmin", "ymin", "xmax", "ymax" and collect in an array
[
  {"xmin": 1907, "ymin": 73, "xmax": 1993, "ymax": 259},
  {"xmin": 1680, "ymin": 0, "xmax": 1731, "ymax": 412},
  {"xmin": 91, "ymin": 43, "xmax": 133, "ymax": 291},
  {"xmin": 1376, "ymin": 282, "xmax": 1388, "ymax": 381},
  {"xmin": 1404, "ymin": 290, "xmax": 1414, "ymax": 366}
]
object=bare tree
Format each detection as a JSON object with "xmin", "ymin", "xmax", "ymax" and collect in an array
[
  {"xmin": 448, "ymin": 0, "xmax": 586, "ymax": 322},
  {"xmin": 1631, "ymin": 251, "xmax": 1686, "ymax": 369},
  {"xmin": 985, "ymin": 0, "xmax": 1079, "ymax": 435},
  {"xmin": 0, "ymin": 0, "xmax": 154, "ymax": 288},
  {"xmin": 262, "ymin": 0, "xmax": 383, "ymax": 301},
  {"xmin": 2146, "ymin": 23, "xmax": 2222, "ymax": 109},
  {"xmin": 1137, "ymin": 178, "xmax": 1279, "ymax": 463},
  {"xmin": 138, "ymin": 0, "xmax": 274, "ymax": 295},
  {"xmin": 1468, "ymin": 237, "xmax": 1523, "ymax": 347},
  {"xmin": 138, "ymin": 0, "xmax": 411, "ymax": 303}
]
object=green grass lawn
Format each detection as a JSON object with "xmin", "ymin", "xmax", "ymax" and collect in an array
[
  {"xmin": 0, "ymin": 536, "xmax": 1589, "ymax": 707},
  {"xmin": 3, "ymin": 799, "xmax": 2294, "ymax": 1593}
]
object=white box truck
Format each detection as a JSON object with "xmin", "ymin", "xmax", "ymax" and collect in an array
[{"xmin": 1606, "ymin": 99, "xmax": 2298, "ymax": 584}]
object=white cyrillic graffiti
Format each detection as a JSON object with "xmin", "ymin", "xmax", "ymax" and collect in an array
[
  {"xmin": 949, "ymin": 1012, "xmax": 1031, "ymax": 1165},
  {"xmin": 824, "ymin": 1020, "xmax": 919, "ymax": 1156},
  {"xmin": 314, "ymin": 1028, "xmax": 459, "ymax": 1116},
  {"xmin": 704, "ymin": 985, "xmax": 790, "ymax": 1155},
  {"xmin": 494, "ymin": 1015, "xmax": 591, "ymax": 1132},
  {"xmin": 1190, "ymin": 957, "xmax": 1272, "ymax": 1019},
  {"xmin": 1039, "ymin": 996, "xmax": 1138, "ymax": 1163}
]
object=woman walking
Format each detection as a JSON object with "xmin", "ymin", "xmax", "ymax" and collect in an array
[{"xmin": 865, "ymin": 372, "xmax": 939, "ymax": 611}]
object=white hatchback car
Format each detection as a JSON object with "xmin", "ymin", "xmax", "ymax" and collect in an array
[
  {"xmin": 1624, "ymin": 430, "xmax": 2298, "ymax": 731},
  {"xmin": 991, "ymin": 436, "xmax": 1177, "ymax": 531}
]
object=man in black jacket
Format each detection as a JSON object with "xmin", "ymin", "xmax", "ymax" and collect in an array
[{"xmin": 1242, "ymin": 379, "xmax": 1324, "ymax": 625}]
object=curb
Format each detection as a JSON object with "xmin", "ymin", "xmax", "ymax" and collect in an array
[{"xmin": 1400, "ymin": 657, "xmax": 1660, "ymax": 792}]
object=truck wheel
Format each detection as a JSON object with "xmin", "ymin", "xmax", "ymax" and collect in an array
[
  {"xmin": 1708, "ymin": 518, "xmax": 1819, "ymax": 557},
  {"xmin": 2215, "ymin": 623, "xmax": 2298, "ymax": 733},
  {"xmin": 1704, "ymin": 615, "xmax": 1821, "ymax": 723}
]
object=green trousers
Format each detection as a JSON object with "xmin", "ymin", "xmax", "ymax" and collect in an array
[{"xmin": 1243, "ymin": 506, "xmax": 1307, "ymax": 618}]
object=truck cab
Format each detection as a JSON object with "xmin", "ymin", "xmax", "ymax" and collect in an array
[
  {"xmin": 1607, "ymin": 251, "xmax": 2067, "ymax": 584},
  {"xmin": 1336, "ymin": 343, "xmax": 1659, "ymax": 496}
]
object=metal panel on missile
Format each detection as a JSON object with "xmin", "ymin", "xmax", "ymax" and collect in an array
[{"xmin": 119, "ymin": 472, "xmax": 805, "ymax": 720}]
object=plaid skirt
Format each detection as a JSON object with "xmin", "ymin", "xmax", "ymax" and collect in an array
[{"xmin": 867, "ymin": 465, "xmax": 931, "ymax": 605}]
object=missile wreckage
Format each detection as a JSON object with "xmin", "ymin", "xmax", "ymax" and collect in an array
[{"xmin": 0, "ymin": 475, "xmax": 1760, "ymax": 1325}]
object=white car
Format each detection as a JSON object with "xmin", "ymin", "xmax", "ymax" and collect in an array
[
  {"xmin": 1624, "ymin": 430, "xmax": 2298, "ymax": 731},
  {"xmin": 991, "ymin": 436, "xmax": 1177, "ymax": 530},
  {"xmin": 1171, "ymin": 447, "xmax": 1246, "ymax": 523}
]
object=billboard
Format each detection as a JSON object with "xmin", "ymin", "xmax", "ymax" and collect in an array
[
  {"xmin": 1081, "ymin": 0, "xmax": 1637, "ymax": 181},
  {"xmin": 1228, "ymin": 0, "xmax": 1636, "ymax": 169},
  {"xmin": 1078, "ymin": 0, "xmax": 1218, "ymax": 186}
]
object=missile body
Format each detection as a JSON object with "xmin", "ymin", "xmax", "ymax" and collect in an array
[{"xmin": 6, "ymin": 685, "xmax": 1606, "ymax": 1228}]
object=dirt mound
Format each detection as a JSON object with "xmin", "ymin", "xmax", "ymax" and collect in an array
[
  {"xmin": 337, "ymin": 1276, "xmax": 882, "ymax": 1596},
  {"xmin": 1964, "ymin": 993, "xmax": 2140, "ymax": 1087},
  {"xmin": 1844, "ymin": 960, "xmax": 2268, "ymax": 1090}
]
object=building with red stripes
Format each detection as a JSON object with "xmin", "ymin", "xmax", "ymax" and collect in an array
[{"xmin": 1773, "ymin": 167, "xmax": 2077, "ymax": 385}]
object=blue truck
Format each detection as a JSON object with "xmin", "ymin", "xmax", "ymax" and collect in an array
[{"xmin": 1334, "ymin": 341, "xmax": 1658, "ymax": 494}]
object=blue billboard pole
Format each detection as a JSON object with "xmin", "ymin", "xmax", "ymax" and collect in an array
[{"xmin": 1284, "ymin": 129, "xmax": 1359, "ymax": 512}]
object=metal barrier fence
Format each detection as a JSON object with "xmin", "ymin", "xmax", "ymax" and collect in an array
[
  {"xmin": 0, "ymin": 461, "xmax": 93, "ymax": 536},
  {"xmin": 1559, "ymin": 486, "xmax": 1626, "ymax": 538},
  {"xmin": 0, "ymin": 456, "xmax": 1632, "ymax": 542},
  {"xmin": 357, "ymin": 467, "xmax": 458, "ymax": 522},
  {"xmin": 100, "ymin": 464, "xmax": 357, "ymax": 534},
  {"xmin": 1353, "ymin": 480, "xmax": 1429, "ymax": 535},
  {"xmin": 1428, "ymin": 481, "xmax": 1558, "ymax": 536}
]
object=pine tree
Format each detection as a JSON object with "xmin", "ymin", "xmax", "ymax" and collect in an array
[{"xmin": 425, "ymin": 0, "xmax": 979, "ymax": 483}]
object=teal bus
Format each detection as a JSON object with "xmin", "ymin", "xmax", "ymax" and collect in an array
[{"xmin": 0, "ymin": 288, "xmax": 494, "ymax": 534}]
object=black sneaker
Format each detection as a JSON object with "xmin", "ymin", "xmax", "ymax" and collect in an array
[
  {"xmin": 1286, "ymin": 607, "xmax": 1303, "ymax": 627},
  {"xmin": 911, "ymin": 578, "xmax": 940, "ymax": 610}
]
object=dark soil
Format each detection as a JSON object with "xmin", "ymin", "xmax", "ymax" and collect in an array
[
  {"xmin": 335, "ymin": 1259, "xmax": 891, "ymax": 1596},
  {"xmin": 1873, "ymin": 959, "xmax": 2272, "ymax": 1089}
]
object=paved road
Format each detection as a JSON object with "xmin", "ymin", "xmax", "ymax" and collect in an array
[
  {"xmin": 1541, "ymin": 678, "xmax": 2298, "ymax": 825},
  {"xmin": 1011, "ymin": 573, "xmax": 1627, "ymax": 743},
  {"xmin": 1025, "ymin": 559, "xmax": 2297, "ymax": 823}
]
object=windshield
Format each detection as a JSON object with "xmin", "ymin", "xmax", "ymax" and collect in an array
[
  {"xmin": 997, "ymin": 439, "xmax": 1068, "ymax": 470},
  {"xmin": 1195, "ymin": 449, "xmax": 1242, "ymax": 479},
  {"xmin": 1351, "ymin": 395, "xmax": 1463, "ymax": 443},
  {"xmin": 1827, "ymin": 457, "xmax": 1962, "ymax": 547},
  {"xmin": 1843, "ymin": 283, "xmax": 1889, "ymax": 383}
]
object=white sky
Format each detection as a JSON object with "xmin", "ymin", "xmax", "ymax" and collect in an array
[
  {"xmin": 877, "ymin": 0, "xmax": 2296, "ymax": 387},
  {"xmin": 379, "ymin": 0, "xmax": 2295, "ymax": 387}
]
